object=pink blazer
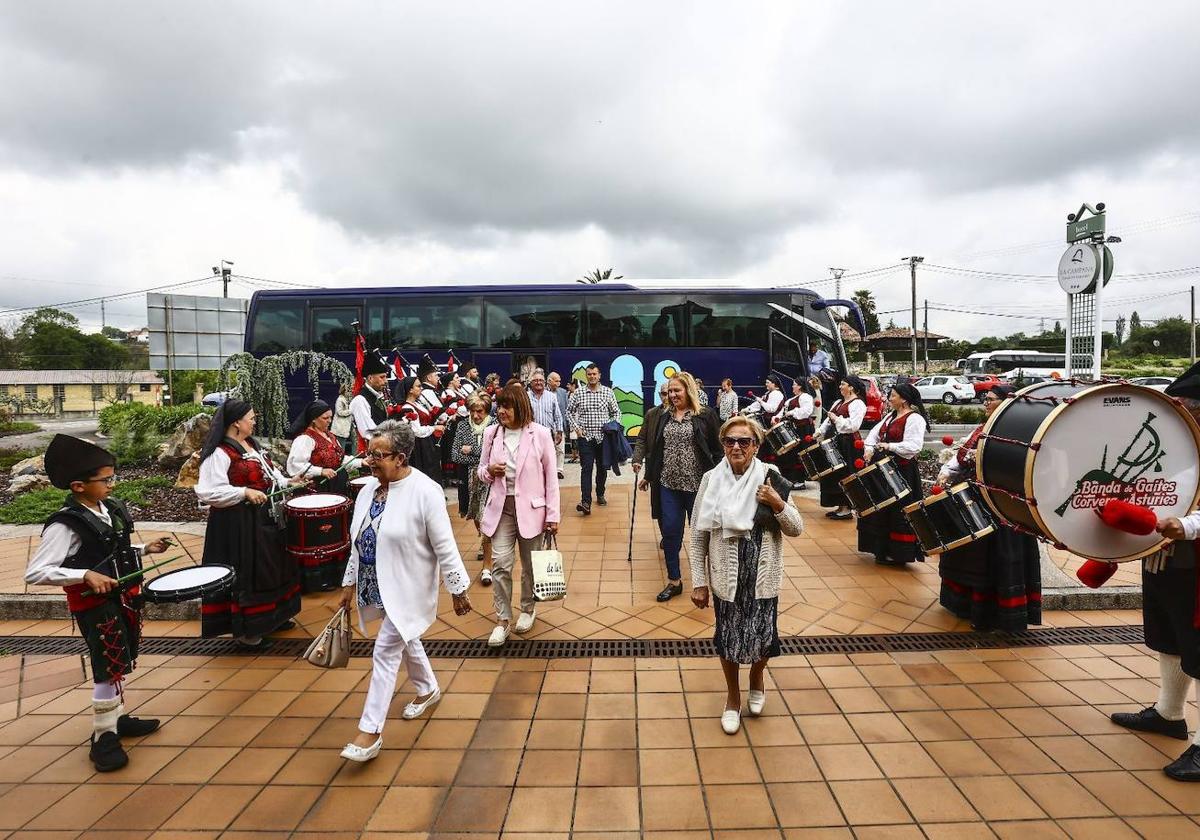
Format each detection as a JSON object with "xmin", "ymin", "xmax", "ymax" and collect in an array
[{"xmin": 477, "ymin": 423, "xmax": 561, "ymax": 539}]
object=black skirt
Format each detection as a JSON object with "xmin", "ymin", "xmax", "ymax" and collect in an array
[
  {"xmin": 1143, "ymin": 554, "xmax": 1200, "ymax": 678},
  {"xmin": 938, "ymin": 523, "xmax": 1041, "ymax": 632},
  {"xmin": 777, "ymin": 419, "xmax": 814, "ymax": 485},
  {"xmin": 818, "ymin": 433, "xmax": 859, "ymax": 508},
  {"xmin": 856, "ymin": 456, "xmax": 923, "ymax": 564},
  {"xmin": 410, "ymin": 436, "xmax": 443, "ymax": 485},
  {"xmin": 201, "ymin": 502, "xmax": 301, "ymax": 639}
]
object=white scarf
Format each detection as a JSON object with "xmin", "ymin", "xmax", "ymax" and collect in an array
[{"xmin": 694, "ymin": 456, "xmax": 768, "ymax": 541}]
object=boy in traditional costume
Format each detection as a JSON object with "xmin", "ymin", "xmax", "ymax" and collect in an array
[{"xmin": 25, "ymin": 435, "xmax": 170, "ymax": 771}]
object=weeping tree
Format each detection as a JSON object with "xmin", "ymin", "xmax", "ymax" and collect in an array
[{"xmin": 220, "ymin": 351, "xmax": 354, "ymax": 439}]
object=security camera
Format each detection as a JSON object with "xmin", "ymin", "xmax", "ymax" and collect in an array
[
  {"xmin": 1096, "ymin": 202, "xmax": 1105, "ymax": 212},
  {"xmin": 212, "ymin": 266, "xmax": 220, "ymax": 275},
  {"xmin": 1067, "ymin": 214, "xmax": 1076, "ymax": 222}
]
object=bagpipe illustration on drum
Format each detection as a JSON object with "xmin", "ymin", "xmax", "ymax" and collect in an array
[{"xmin": 973, "ymin": 381, "xmax": 1200, "ymax": 563}]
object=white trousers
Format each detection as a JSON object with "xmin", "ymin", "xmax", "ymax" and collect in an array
[
  {"xmin": 556, "ymin": 434, "xmax": 565, "ymax": 471},
  {"xmin": 359, "ymin": 614, "xmax": 438, "ymax": 733}
]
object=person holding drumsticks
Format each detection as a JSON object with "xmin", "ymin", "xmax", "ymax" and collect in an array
[
  {"xmin": 816, "ymin": 375, "xmax": 868, "ymax": 520},
  {"xmin": 286, "ymin": 399, "xmax": 363, "ymax": 497},
  {"xmin": 858, "ymin": 383, "xmax": 929, "ymax": 566},
  {"xmin": 690, "ymin": 416, "xmax": 802, "ymax": 734},
  {"xmin": 743, "ymin": 374, "xmax": 785, "ymax": 427},
  {"xmin": 339, "ymin": 420, "xmax": 472, "ymax": 763},
  {"xmin": 775, "ymin": 377, "xmax": 816, "ymax": 489},
  {"xmin": 196, "ymin": 399, "xmax": 308, "ymax": 649},
  {"xmin": 936, "ymin": 384, "xmax": 1042, "ymax": 632}
]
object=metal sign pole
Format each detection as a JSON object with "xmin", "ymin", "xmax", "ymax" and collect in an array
[
  {"xmin": 1065, "ymin": 293, "xmax": 1073, "ymax": 377},
  {"xmin": 1092, "ymin": 239, "xmax": 1104, "ymax": 379}
]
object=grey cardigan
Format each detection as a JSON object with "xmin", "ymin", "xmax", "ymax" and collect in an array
[{"xmin": 688, "ymin": 467, "xmax": 803, "ymax": 601}]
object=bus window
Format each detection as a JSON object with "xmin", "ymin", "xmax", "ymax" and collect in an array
[
  {"xmin": 689, "ymin": 296, "xmax": 769, "ymax": 348},
  {"xmin": 389, "ymin": 297, "xmax": 481, "ymax": 348},
  {"xmin": 585, "ymin": 296, "xmax": 686, "ymax": 347},
  {"xmin": 486, "ymin": 298, "xmax": 582, "ymax": 348},
  {"xmin": 366, "ymin": 303, "xmax": 386, "ymax": 347},
  {"xmin": 311, "ymin": 305, "xmax": 361, "ymax": 352},
  {"xmin": 250, "ymin": 299, "xmax": 305, "ymax": 353}
]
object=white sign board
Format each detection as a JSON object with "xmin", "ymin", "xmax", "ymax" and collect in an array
[
  {"xmin": 1057, "ymin": 244, "xmax": 1099, "ymax": 294},
  {"xmin": 148, "ymin": 293, "xmax": 248, "ymax": 370}
]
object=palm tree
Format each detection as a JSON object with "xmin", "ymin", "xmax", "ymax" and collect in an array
[{"xmin": 577, "ymin": 267, "xmax": 623, "ymax": 285}]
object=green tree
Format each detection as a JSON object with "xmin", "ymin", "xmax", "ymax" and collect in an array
[
  {"xmin": 578, "ymin": 267, "xmax": 623, "ymax": 284},
  {"xmin": 1053, "ymin": 321, "xmax": 1063, "ymax": 335},
  {"xmin": 1130, "ymin": 311, "xmax": 1142, "ymax": 334},
  {"xmin": 1114, "ymin": 315, "xmax": 1126, "ymax": 346},
  {"xmin": 101, "ymin": 325, "xmax": 127, "ymax": 340},
  {"xmin": 851, "ymin": 289, "xmax": 881, "ymax": 335},
  {"xmin": 1122, "ymin": 317, "xmax": 1190, "ymax": 356}
]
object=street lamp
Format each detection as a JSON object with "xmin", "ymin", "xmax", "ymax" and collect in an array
[{"xmin": 212, "ymin": 259, "xmax": 234, "ymax": 297}]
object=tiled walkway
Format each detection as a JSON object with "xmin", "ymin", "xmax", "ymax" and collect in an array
[{"xmin": 0, "ymin": 642, "xmax": 1198, "ymax": 836}]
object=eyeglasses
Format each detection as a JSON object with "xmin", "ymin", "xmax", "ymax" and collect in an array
[
  {"xmin": 365, "ymin": 450, "xmax": 400, "ymax": 461},
  {"xmin": 721, "ymin": 436, "xmax": 756, "ymax": 449},
  {"xmin": 83, "ymin": 475, "xmax": 118, "ymax": 486},
  {"xmin": 982, "ymin": 396, "xmax": 1001, "ymax": 404}
]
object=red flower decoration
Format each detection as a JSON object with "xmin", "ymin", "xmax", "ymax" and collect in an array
[
  {"xmin": 854, "ymin": 458, "xmax": 865, "ymax": 469},
  {"xmin": 941, "ymin": 435, "xmax": 954, "ymax": 446},
  {"xmin": 804, "ymin": 435, "xmax": 813, "ymax": 443},
  {"xmin": 930, "ymin": 485, "xmax": 944, "ymax": 495},
  {"xmin": 853, "ymin": 439, "xmax": 864, "ymax": 450},
  {"xmin": 813, "ymin": 399, "xmax": 821, "ymax": 407}
]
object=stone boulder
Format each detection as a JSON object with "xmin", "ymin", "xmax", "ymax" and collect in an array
[
  {"xmin": 10, "ymin": 473, "xmax": 51, "ymax": 494},
  {"xmin": 156, "ymin": 413, "xmax": 212, "ymax": 469},
  {"xmin": 10, "ymin": 454, "xmax": 45, "ymax": 477},
  {"xmin": 175, "ymin": 451, "xmax": 202, "ymax": 489}
]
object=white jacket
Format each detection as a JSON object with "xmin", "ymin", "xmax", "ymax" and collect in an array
[{"xmin": 342, "ymin": 470, "xmax": 469, "ymax": 640}]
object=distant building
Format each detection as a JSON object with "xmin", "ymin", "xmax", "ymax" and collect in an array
[
  {"xmin": 838, "ymin": 321, "xmax": 863, "ymax": 346},
  {"xmin": 865, "ymin": 328, "xmax": 948, "ymax": 353},
  {"xmin": 0, "ymin": 370, "xmax": 163, "ymax": 417},
  {"xmin": 126, "ymin": 327, "xmax": 151, "ymax": 344}
]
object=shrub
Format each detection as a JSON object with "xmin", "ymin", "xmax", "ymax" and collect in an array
[
  {"xmin": 0, "ymin": 448, "xmax": 35, "ymax": 472},
  {"xmin": 0, "ymin": 476, "xmax": 174, "ymax": 525},
  {"xmin": 926, "ymin": 404, "xmax": 985, "ymax": 425},
  {"xmin": 98, "ymin": 403, "xmax": 212, "ymax": 436},
  {"xmin": 0, "ymin": 421, "xmax": 39, "ymax": 437}
]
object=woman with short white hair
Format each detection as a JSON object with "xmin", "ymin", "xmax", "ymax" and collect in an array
[
  {"xmin": 338, "ymin": 420, "xmax": 473, "ymax": 763},
  {"xmin": 690, "ymin": 416, "xmax": 802, "ymax": 735}
]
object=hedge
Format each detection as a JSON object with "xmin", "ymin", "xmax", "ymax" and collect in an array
[{"xmin": 98, "ymin": 402, "xmax": 213, "ymax": 436}]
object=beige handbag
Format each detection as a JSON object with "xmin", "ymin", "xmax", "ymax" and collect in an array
[
  {"xmin": 531, "ymin": 533, "xmax": 567, "ymax": 602},
  {"xmin": 304, "ymin": 607, "xmax": 351, "ymax": 669}
]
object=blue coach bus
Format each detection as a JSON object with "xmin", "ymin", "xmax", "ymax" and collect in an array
[{"xmin": 245, "ymin": 284, "xmax": 863, "ymax": 436}]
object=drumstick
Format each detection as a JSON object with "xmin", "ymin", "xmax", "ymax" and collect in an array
[{"xmin": 80, "ymin": 554, "xmax": 186, "ymax": 596}]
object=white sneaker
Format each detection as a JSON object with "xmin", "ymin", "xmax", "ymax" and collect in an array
[
  {"xmin": 514, "ymin": 610, "xmax": 536, "ymax": 634},
  {"xmin": 340, "ymin": 735, "xmax": 383, "ymax": 762},
  {"xmin": 747, "ymin": 690, "xmax": 766, "ymax": 716},
  {"xmin": 487, "ymin": 624, "xmax": 510, "ymax": 647},
  {"xmin": 480, "ymin": 568, "xmax": 493, "ymax": 586},
  {"xmin": 721, "ymin": 709, "xmax": 741, "ymax": 735},
  {"xmin": 402, "ymin": 690, "xmax": 441, "ymax": 720}
]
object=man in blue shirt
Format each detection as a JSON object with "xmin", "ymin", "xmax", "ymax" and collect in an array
[
  {"xmin": 808, "ymin": 340, "xmax": 832, "ymax": 376},
  {"xmin": 548, "ymin": 372, "xmax": 570, "ymax": 478}
]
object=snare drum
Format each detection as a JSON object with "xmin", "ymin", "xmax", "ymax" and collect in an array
[
  {"xmin": 144, "ymin": 564, "xmax": 236, "ymax": 603},
  {"xmin": 976, "ymin": 381, "xmax": 1200, "ymax": 561},
  {"xmin": 797, "ymin": 438, "xmax": 845, "ymax": 479},
  {"xmin": 285, "ymin": 493, "xmax": 352, "ymax": 552},
  {"xmin": 903, "ymin": 483, "xmax": 995, "ymax": 555},
  {"xmin": 349, "ymin": 476, "xmax": 372, "ymax": 494},
  {"xmin": 765, "ymin": 421, "xmax": 801, "ymax": 456},
  {"xmin": 839, "ymin": 457, "xmax": 911, "ymax": 517}
]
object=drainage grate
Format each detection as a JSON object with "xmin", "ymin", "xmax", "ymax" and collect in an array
[{"xmin": 0, "ymin": 624, "xmax": 1145, "ymax": 659}]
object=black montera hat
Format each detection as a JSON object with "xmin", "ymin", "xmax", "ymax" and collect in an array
[
  {"xmin": 44, "ymin": 434, "xmax": 116, "ymax": 490},
  {"xmin": 1166, "ymin": 361, "xmax": 1200, "ymax": 400},
  {"xmin": 362, "ymin": 348, "xmax": 390, "ymax": 376}
]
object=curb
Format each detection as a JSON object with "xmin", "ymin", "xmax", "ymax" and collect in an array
[{"xmin": 0, "ymin": 593, "xmax": 197, "ymax": 621}]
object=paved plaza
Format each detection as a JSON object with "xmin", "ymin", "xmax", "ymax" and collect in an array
[{"xmin": 0, "ymin": 483, "xmax": 1191, "ymax": 837}]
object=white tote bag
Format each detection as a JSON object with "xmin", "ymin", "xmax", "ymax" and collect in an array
[{"xmin": 531, "ymin": 533, "xmax": 567, "ymax": 602}]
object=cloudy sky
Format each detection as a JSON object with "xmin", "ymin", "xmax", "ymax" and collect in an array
[{"xmin": 2, "ymin": 1, "xmax": 1198, "ymax": 339}]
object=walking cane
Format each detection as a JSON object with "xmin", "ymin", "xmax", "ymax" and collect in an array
[{"xmin": 627, "ymin": 480, "xmax": 639, "ymax": 563}]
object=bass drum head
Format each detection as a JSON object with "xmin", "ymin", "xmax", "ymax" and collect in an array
[
  {"xmin": 286, "ymin": 493, "xmax": 349, "ymax": 511},
  {"xmin": 1025, "ymin": 383, "xmax": 1200, "ymax": 561}
]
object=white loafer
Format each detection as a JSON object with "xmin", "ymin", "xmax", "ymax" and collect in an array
[
  {"xmin": 340, "ymin": 735, "xmax": 382, "ymax": 762},
  {"xmin": 721, "ymin": 709, "xmax": 741, "ymax": 735},
  {"xmin": 402, "ymin": 690, "xmax": 441, "ymax": 720},
  {"xmin": 514, "ymin": 610, "xmax": 536, "ymax": 634},
  {"xmin": 487, "ymin": 625, "xmax": 510, "ymax": 647},
  {"xmin": 747, "ymin": 690, "xmax": 766, "ymax": 716},
  {"xmin": 480, "ymin": 568, "xmax": 492, "ymax": 586}
]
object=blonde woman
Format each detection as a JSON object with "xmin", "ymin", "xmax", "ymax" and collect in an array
[{"xmin": 633, "ymin": 372, "xmax": 720, "ymax": 601}]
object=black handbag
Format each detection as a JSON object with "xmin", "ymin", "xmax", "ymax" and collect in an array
[{"xmin": 753, "ymin": 468, "xmax": 795, "ymax": 530}]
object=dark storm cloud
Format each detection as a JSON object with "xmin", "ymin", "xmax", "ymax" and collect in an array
[{"xmin": 2, "ymin": 1, "xmax": 1197, "ymax": 273}]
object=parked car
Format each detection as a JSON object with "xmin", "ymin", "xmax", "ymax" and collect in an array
[
  {"xmin": 857, "ymin": 375, "xmax": 886, "ymax": 427},
  {"xmin": 913, "ymin": 375, "xmax": 976, "ymax": 405},
  {"xmin": 967, "ymin": 374, "xmax": 1007, "ymax": 401},
  {"xmin": 1128, "ymin": 376, "xmax": 1172, "ymax": 393}
]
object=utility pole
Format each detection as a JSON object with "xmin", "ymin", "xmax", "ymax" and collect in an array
[
  {"xmin": 213, "ymin": 259, "xmax": 234, "ymax": 298},
  {"xmin": 923, "ymin": 299, "xmax": 929, "ymax": 373},
  {"xmin": 1192, "ymin": 285, "xmax": 1196, "ymax": 364},
  {"xmin": 829, "ymin": 267, "xmax": 846, "ymax": 299},
  {"xmin": 902, "ymin": 256, "xmax": 924, "ymax": 376},
  {"xmin": 100, "ymin": 298, "xmax": 106, "ymax": 330}
]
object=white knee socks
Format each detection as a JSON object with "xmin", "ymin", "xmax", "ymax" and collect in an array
[
  {"xmin": 1155, "ymin": 653, "xmax": 1190, "ymax": 721},
  {"xmin": 1193, "ymin": 680, "xmax": 1200, "ymax": 747},
  {"xmin": 92, "ymin": 681, "xmax": 122, "ymax": 738}
]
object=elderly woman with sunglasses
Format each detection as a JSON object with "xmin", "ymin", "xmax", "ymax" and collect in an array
[
  {"xmin": 690, "ymin": 416, "xmax": 802, "ymax": 735},
  {"xmin": 338, "ymin": 420, "xmax": 472, "ymax": 763}
]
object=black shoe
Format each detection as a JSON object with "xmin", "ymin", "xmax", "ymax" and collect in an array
[
  {"xmin": 276, "ymin": 620, "xmax": 297, "ymax": 631},
  {"xmin": 1110, "ymin": 707, "xmax": 1189, "ymax": 740},
  {"xmin": 117, "ymin": 714, "xmax": 160, "ymax": 738},
  {"xmin": 90, "ymin": 732, "xmax": 128, "ymax": 772},
  {"xmin": 824, "ymin": 510, "xmax": 840, "ymax": 519},
  {"xmin": 1165, "ymin": 744, "xmax": 1200, "ymax": 781},
  {"xmin": 829, "ymin": 511, "xmax": 853, "ymax": 521},
  {"xmin": 597, "ymin": 495, "xmax": 607, "ymax": 506},
  {"xmin": 656, "ymin": 583, "xmax": 683, "ymax": 602},
  {"xmin": 579, "ymin": 502, "xmax": 592, "ymax": 516}
]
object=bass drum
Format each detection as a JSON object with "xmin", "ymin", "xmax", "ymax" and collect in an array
[{"xmin": 976, "ymin": 381, "xmax": 1200, "ymax": 562}]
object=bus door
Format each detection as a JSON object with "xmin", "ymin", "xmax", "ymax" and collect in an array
[{"xmin": 768, "ymin": 328, "xmax": 804, "ymax": 386}]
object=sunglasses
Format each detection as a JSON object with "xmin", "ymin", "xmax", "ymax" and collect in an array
[{"xmin": 721, "ymin": 436, "xmax": 756, "ymax": 449}]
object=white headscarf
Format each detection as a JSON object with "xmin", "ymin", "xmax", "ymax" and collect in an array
[{"xmin": 693, "ymin": 455, "xmax": 769, "ymax": 541}]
